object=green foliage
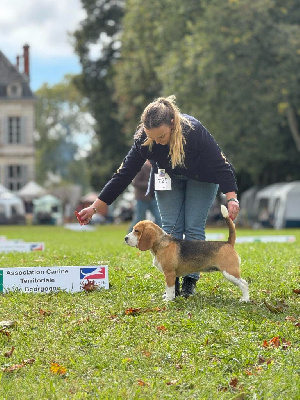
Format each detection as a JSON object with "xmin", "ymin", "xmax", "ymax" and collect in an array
[
  {"xmin": 72, "ymin": 0, "xmax": 300, "ymax": 190},
  {"xmin": 113, "ymin": 0, "xmax": 300, "ymax": 188},
  {"xmin": 73, "ymin": 0, "xmax": 130, "ymax": 189},
  {"xmin": 0, "ymin": 224, "xmax": 299, "ymax": 398},
  {"xmin": 35, "ymin": 76, "xmax": 92, "ymax": 190}
]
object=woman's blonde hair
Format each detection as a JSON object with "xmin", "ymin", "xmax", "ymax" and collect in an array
[{"xmin": 137, "ymin": 95, "xmax": 192, "ymax": 169}]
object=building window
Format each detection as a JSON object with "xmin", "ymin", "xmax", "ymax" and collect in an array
[
  {"xmin": 8, "ymin": 117, "xmax": 21, "ymax": 144},
  {"xmin": 7, "ymin": 82, "xmax": 22, "ymax": 98},
  {"xmin": 7, "ymin": 165, "xmax": 25, "ymax": 191}
]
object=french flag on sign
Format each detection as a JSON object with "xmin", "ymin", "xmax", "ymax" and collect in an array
[
  {"xmin": 30, "ymin": 243, "xmax": 44, "ymax": 251},
  {"xmin": 80, "ymin": 267, "xmax": 106, "ymax": 280}
]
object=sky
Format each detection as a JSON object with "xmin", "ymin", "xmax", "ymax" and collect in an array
[{"xmin": 0, "ymin": 0, "xmax": 86, "ymax": 92}]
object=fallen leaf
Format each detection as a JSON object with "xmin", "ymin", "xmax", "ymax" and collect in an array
[
  {"xmin": 137, "ymin": 379, "xmax": 149, "ymax": 386},
  {"xmin": 39, "ymin": 309, "xmax": 52, "ymax": 316},
  {"xmin": 293, "ymin": 289, "xmax": 300, "ymax": 294},
  {"xmin": 229, "ymin": 377, "xmax": 238, "ymax": 388},
  {"xmin": 166, "ymin": 379, "xmax": 178, "ymax": 385},
  {"xmin": 262, "ymin": 340, "xmax": 269, "ymax": 348},
  {"xmin": 2, "ymin": 358, "xmax": 35, "ymax": 372},
  {"xmin": 0, "ymin": 329, "xmax": 11, "ymax": 338},
  {"xmin": 142, "ymin": 351, "xmax": 151, "ymax": 357},
  {"xmin": 125, "ymin": 306, "xmax": 166, "ymax": 316},
  {"xmin": 23, "ymin": 359, "xmax": 35, "ymax": 365},
  {"xmin": 50, "ymin": 362, "xmax": 67, "ymax": 375},
  {"xmin": 125, "ymin": 307, "xmax": 142, "ymax": 316},
  {"xmin": 4, "ymin": 346, "xmax": 15, "ymax": 358},
  {"xmin": 3, "ymin": 364, "xmax": 24, "ymax": 372},
  {"xmin": 262, "ymin": 336, "xmax": 291, "ymax": 349},
  {"xmin": 156, "ymin": 325, "xmax": 166, "ymax": 332},
  {"xmin": 82, "ymin": 280, "xmax": 99, "ymax": 292},
  {"xmin": 270, "ymin": 336, "xmax": 280, "ymax": 348}
]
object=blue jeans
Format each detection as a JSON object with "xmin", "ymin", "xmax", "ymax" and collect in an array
[
  {"xmin": 129, "ymin": 198, "xmax": 162, "ymax": 232},
  {"xmin": 155, "ymin": 176, "xmax": 218, "ymax": 280}
]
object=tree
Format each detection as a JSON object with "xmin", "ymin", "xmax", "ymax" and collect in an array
[
  {"xmin": 114, "ymin": 0, "xmax": 300, "ymax": 189},
  {"xmin": 35, "ymin": 75, "xmax": 93, "ymax": 191},
  {"xmin": 73, "ymin": 0, "xmax": 129, "ymax": 190}
]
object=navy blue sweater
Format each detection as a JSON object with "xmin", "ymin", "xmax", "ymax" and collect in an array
[{"xmin": 99, "ymin": 115, "xmax": 237, "ymax": 205}]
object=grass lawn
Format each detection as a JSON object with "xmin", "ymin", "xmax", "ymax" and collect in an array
[{"xmin": 0, "ymin": 223, "xmax": 299, "ymax": 399}]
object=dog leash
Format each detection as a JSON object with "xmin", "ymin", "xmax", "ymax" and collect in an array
[{"xmin": 169, "ymin": 198, "xmax": 185, "ymax": 237}]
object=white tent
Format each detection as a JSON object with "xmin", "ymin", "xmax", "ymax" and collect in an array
[
  {"xmin": 33, "ymin": 194, "xmax": 63, "ymax": 225},
  {"xmin": 239, "ymin": 186, "xmax": 260, "ymax": 226},
  {"xmin": 272, "ymin": 181, "xmax": 300, "ymax": 229},
  {"xmin": 0, "ymin": 191, "xmax": 26, "ymax": 224},
  {"xmin": 0, "ymin": 184, "xmax": 8, "ymax": 194},
  {"xmin": 18, "ymin": 181, "xmax": 47, "ymax": 201},
  {"xmin": 253, "ymin": 182, "xmax": 300, "ymax": 228}
]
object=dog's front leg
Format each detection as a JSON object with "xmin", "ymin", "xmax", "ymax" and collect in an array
[{"xmin": 164, "ymin": 272, "xmax": 177, "ymax": 301}]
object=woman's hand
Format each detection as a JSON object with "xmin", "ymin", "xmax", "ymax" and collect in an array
[
  {"xmin": 227, "ymin": 200, "xmax": 240, "ymax": 221},
  {"xmin": 75, "ymin": 207, "xmax": 95, "ymax": 225},
  {"xmin": 75, "ymin": 199, "xmax": 108, "ymax": 225},
  {"xmin": 225, "ymin": 192, "xmax": 240, "ymax": 221}
]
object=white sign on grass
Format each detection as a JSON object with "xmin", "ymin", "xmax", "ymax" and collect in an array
[
  {"xmin": 236, "ymin": 235, "xmax": 296, "ymax": 243},
  {"xmin": 0, "ymin": 242, "xmax": 44, "ymax": 252},
  {"xmin": 206, "ymin": 233, "xmax": 225, "ymax": 240},
  {"xmin": 0, "ymin": 265, "xmax": 109, "ymax": 293}
]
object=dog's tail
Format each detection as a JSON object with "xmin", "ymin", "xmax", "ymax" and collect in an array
[{"xmin": 221, "ymin": 205, "xmax": 236, "ymax": 246}]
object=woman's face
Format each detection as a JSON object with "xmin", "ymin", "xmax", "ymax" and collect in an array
[{"xmin": 144, "ymin": 124, "xmax": 172, "ymax": 145}]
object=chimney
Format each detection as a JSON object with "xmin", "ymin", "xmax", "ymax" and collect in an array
[
  {"xmin": 23, "ymin": 44, "xmax": 30, "ymax": 78},
  {"xmin": 16, "ymin": 55, "xmax": 20, "ymax": 71}
]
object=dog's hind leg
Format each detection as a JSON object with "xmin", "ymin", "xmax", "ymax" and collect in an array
[
  {"xmin": 163, "ymin": 272, "xmax": 177, "ymax": 301},
  {"xmin": 222, "ymin": 271, "xmax": 250, "ymax": 302}
]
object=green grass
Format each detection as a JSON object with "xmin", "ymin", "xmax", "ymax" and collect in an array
[{"xmin": 0, "ymin": 224, "xmax": 299, "ymax": 399}]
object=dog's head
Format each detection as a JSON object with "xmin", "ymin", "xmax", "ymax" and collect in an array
[{"xmin": 125, "ymin": 220, "xmax": 162, "ymax": 251}]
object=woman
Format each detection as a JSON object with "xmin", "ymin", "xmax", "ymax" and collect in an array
[
  {"xmin": 77, "ymin": 96, "xmax": 240, "ymax": 298},
  {"xmin": 128, "ymin": 160, "xmax": 162, "ymax": 232}
]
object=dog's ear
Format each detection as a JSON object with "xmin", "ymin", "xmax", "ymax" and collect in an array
[{"xmin": 138, "ymin": 224, "xmax": 156, "ymax": 251}]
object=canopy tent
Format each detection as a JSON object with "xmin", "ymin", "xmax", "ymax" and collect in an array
[
  {"xmin": 0, "ymin": 191, "xmax": 26, "ymax": 224},
  {"xmin": 33, "ymin": 194, "xmax": 63, "ymax": 225},
  {"xmin": 0, "ymin": 184, "xmax": 8, "ymax": 194},
  {"xmin": 253, "ymin": 181, "xmax": 300, "ymax": 228},
  {"xmin": 272, "ymin": 181, "xmax": 300, "ymax": 228},
  {"xmin": 239, "ymin": 186, "xmax": 260, "ymax": 226},
  {"xmin": 18, "ymin": 181, "xmax": 47, "ymax": 201}
]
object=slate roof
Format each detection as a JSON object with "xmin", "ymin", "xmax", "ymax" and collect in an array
[{"xmin": 0, "ymin": 50, "xmax": 35, "ymax": 99}]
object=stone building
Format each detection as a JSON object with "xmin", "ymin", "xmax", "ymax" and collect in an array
[{"xmin": 0, "ymin": 44, "xmax": 36, "ymax": 191}]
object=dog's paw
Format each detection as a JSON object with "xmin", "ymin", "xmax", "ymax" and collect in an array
[
  {"xmin": 239, "ymin": 297, "xmax": 250, "ymax": 303},
  {"xmin": 162, "ymin": 292, "xmax": 175, "ymax": 301}
]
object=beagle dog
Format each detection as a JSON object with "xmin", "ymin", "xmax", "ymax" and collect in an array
[{"xmin": 125, "ymin": 205, "xmax": 249, "ymax": 302}]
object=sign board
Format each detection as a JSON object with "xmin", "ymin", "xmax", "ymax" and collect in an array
[
  {"xmin": 206, "ymin": 233, "xmax": 225, "ymax": 240},
  {"xmin": 236, "ymin": 235, "xmax": 296, "ymax": 243},
  {"xmin": 64, "ymin": 223, "xmax": 96, "ymax": 231},
  {"xmin": 0, "ymin": 242, "xmax": 44, "ymax": 252},
  {"xmin": 0, "ymin": 265, "xmax": 109, "ymax": 293}
]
